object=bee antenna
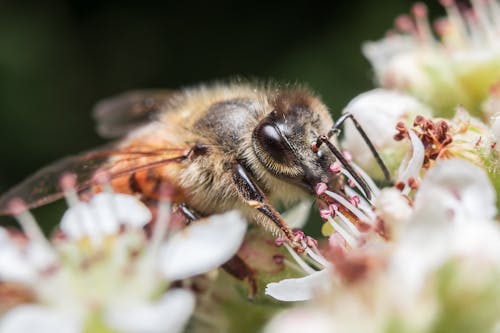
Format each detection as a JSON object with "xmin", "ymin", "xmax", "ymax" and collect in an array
[{"xmin": 327, "ymin": 113, "xmax": 391, "ymax": 182}]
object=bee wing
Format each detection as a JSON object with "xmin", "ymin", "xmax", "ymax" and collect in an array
[
  {"xmin": 93, "ymin": 89, "xmax": 179, "ymax": 138},
  {"xmin": 0, "ymin": 145, "xmax": 188, "ymax": 215}
]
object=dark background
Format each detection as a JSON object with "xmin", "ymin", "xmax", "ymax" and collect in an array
[{"xmin": 0, "ymin": 0, "xmax": 443, "ymax": 224}]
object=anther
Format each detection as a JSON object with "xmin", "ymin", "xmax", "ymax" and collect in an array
[
  {"xmin": 92, "ymin": 170, "xmax": 113, "ymax": 193},
  {"xmin": 395, "ymin": 181, "xmax": 405, "ymax": 191},
  {"xmin": 274, "ymin": 238, "xmax": 286, "ymax": 247},
  {"xmin": 59, "ymin": 172, "xmax": 80, "ymax": 207},
  {"xmin": 329, "ymin": 161, "xmax": 342, "ymax": 174},
  {"xmin": 315, "ymin": 182, "xmax": 328, "ymax": 196}
]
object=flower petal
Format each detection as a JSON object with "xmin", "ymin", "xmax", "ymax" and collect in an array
[
  {"xmin": 341, "ymin": 89, "xmax": 430, "ymax": 179},
  {"xmin": 0, "ymin": 305, "xmax": 80, "ymax": 333},
  {"xmin": 61, "ymin": 193, "xmax": 151, "ymax": 240},
  {"xmin": 397, "ymin": 130, "xmax": 425, "ymax": 195},
  {"xmin": 159, "ymin": 211, "xmax": 247, "ymax": 281},
  {"xmin": 263, "ymin": 308, "xmax": 334, "ymax": 333},
  {"xmin": 265, "ymin": 269, "xmax": 331, "ymax": 302},
  {"xmin": 105, "ymin": 289, "xmax": 195, "ymax": 333},
  {"xmin": 414, "ymin": 158, "xmax": 496, "ymax": 222},
  {"xmin": 0, "ymin": 229, "xmax": 55, "ymax": 284}
]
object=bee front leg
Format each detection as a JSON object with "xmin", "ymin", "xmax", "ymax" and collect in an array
[{"xmin": 232, "ymin": 163, "xmax": 306, "ymax": 253}]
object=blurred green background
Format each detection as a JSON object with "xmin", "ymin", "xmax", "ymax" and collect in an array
[{"xmin": 0, "ymin": 0, "xmax": 444, "ymax": 225}]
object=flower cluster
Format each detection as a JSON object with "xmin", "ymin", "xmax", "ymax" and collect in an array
[
  {"xmin": 1, "ymin": 2, "xmax": 500, "ymax": 333},
  {"xmin": 363, "ymin": 0, "xmax": 500, "ymax": 119},
  {"xmin": 0, "ymin": 176, "xmax": 247, "ymax": 333},
  {"xmin": 264, "ymin": 2, "xmax": 500, "ymax": 333}
]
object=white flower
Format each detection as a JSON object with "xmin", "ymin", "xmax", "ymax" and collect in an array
[
  {"xmin": 363, "ymin": 1, "xmax": 500, "ymax": 117},
  {"xmin": 391, "ymin": 158, "xmax": 500, "ymax": 296},
  {"xmin": 0, "ymin": 191, "xmax": 247, "ymax": 333},
  {"xmin": 341, "ymin": 89, "xmax": 431, "ymax": 180}
]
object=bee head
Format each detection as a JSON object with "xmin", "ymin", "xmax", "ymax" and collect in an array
[{"xmin": 252, "ymin": 89, "xmax": 339, "ymax": 194}]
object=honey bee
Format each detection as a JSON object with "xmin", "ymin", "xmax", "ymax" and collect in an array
[{"xmin": 0, "ymin": 82, "xmax": 389, "ymax": 252}]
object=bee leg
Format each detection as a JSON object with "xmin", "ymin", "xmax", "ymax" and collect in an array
[
  {"xmin": 222, "ymin": 256, "xmax": 258, "ymax": 299},
  {"xmin": 232, "ymin": 163, "xmax": 305, "ymax": 253},
  {"xmin": 178, "ymin": 203, "xmax": 199, "ymax": 224}
]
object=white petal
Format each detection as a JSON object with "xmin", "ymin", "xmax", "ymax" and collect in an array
[
  {"xmin": 397, "ymin": 130, "xmax": 425, "ymax": 195},
  {"xmin": 105, "ymin": 289, "xmax": 195, "ymax": 333},
  {"xmin": 263, "ymin": 308, "xmax": 334, "ymax": 333},
  {"xmin": 282, "ymin": 200, "xmax": 312, "ymax": 229},
  {"xmin": 374, "ymin": 188, "xmax": 412, "ymax": 234},
  {"xmin": 265, "ymin": 269, "xmax": 331, "ymax": 302},
  {"xmin": 0, "ymin": 306, "xmax": 80, "ymax": 333},
  {"xmin": 341, "ymin": 89, "xmax": 430, "ymax": 178},
  {"xmin": 91, "ymin": 193, "xmax": 152, "ymax": 230},
  {"xmin": 159, "ymin": 211, "xmax": 247, "ymax": 281},
  {"xmin": 0, "ymin": 229, "xmax": 36, "ymax": 284},
  {"xmin": 392, "ymin": 159, "xmax": 499, "ymax": 295},
  {"xmin": 61, "ymin": 193, "xmax": 151, "ymax": 240},
  {"xmin": 414, "ymin": 158, "xmax": 497, "ymax": 222}
]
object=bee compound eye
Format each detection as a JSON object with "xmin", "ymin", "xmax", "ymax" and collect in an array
[{"xmin": 255, "ymin": 123, "xmax": 291, "ymax": 164}]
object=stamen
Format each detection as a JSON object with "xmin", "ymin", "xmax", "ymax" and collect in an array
[
  {"xmin": 326, "ymin": 216, "xmax": 357, "ymax": 248},
  {"xmin": 149, "ymin": 184, "xmax": 173, "ymax": 254},
  {"xmin": 345, "ymin": 187, "xmax": 376, "ymax": 220},
  {"xmin": 440, "ymin": 0, "xmax": 468, "ymax": 44},
  {"xmin": 349, "ymin": 195, "xmax": 360, "ymax": 208},
  {"xmin": 335, "ymin": 210, "xmax": 363, "ymax": 239},
  {"xmin": 60, "ymin": 173, "xmax": 80, "ymax": 207},
  {"xmin": 412, "ymin": 2, "xmax": 435, "ymax": 44},
  {"xmin": 340, "ymin": 169, "xmax": 374, "ymax": 204},
  {"xmin": 329, "ymin": 161, "xmax": 342, "ymax": 174},
  {"xmin": 351, "ymin": 162, "xmax": 381, "ymax": 196},
  {"xmin": 304, "ymin": 247, "xmax": 329, "ymax": 268},
  {"xmin": 93, "ymin": 170, "xmax": 114, "ymax": 193},
  {"xmin": 283, "ymin": 243, "xmax": 316, "ymax": 275},
  {"xmin": 471, "ymin": 0, "xmax": 495, "ymax": 44},
  {"xmin": 319, "ymin": 204, "xmax": 337, "ymax": 220},
  {"xmin": 315, "ymin": 182, "xmax": 328, "ymax": 196},
  {"xmin": 395, "ymin": 14, "xmax": 416, "ymax": 35},
  {"xmin": 325, "ymin": 190, "xmax": 371, "ymax": 223},
  {"xmin": 7, "ymin": 199, "xmax": 54, "ymax": 252}
]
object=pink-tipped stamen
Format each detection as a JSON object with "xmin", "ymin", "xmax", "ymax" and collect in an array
[
  {"xmin": 345, "ymin": 187, "xmax": 376, "ymax": 220},
  {"xmin": 395, "ymin": 14, "xmax": 416, "ymax": 34},
  {"xmin": 315, "ymin": 182, "xmax": 328, "ymax": 196},
  {"xmin": 350, "ymin": 162, "xmax": 380, "ymax": 196},
  {"xmin": 349, "ymin": 195, "xmax": 361, "ymax": 208},
  {"xmin": 326, "ymin": 215, "xmax": 357, "ymax": 248},
  {"xmin": 60, "ymin": 173, "xmax": 80, "ymax": 207},
  {"xmin": 329, "ymin": 161, "xmax": 342, "ymax": 174},
  {"xmin": 304, "ymin": 246, "xmax": 329, "ymax": 268},
  {"xmin": 148, "ymin": 198, "xmax": 171, "ymax": 256},
  {"xmin": 274, "ymin": 238, "xmax": 286, "ymax": 246},
  {"xmin": 471, "ymin": 0, "xmax": 496, "ymax": 44},
  {"xmin": 342, "ymin": 151, "xmax": 353, "ymax": 162},
  {"xmin": 8, "ymin": 198, "xmax": 54, "ymax": 253},
  {"xmin": 440, "ymin": 0, "xmax": 468, "ymax": 43},
  {"xmin": 412, "ymin": 2, "xmax": 436, "ymax": 44},
  {"xmin": 340, "ymin": 169, "xmax": 374, "ymax": 205},
  {"xmin": 283, "ymin": 243, "xmax": 316, "ymax": 275},
  {"xmin": 93, "ymin": 170, "xmax": 113, "ymax": 193},
  {"xmin": 335, "ymin": 210, "xmax": 362, "ymax": 239}
]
